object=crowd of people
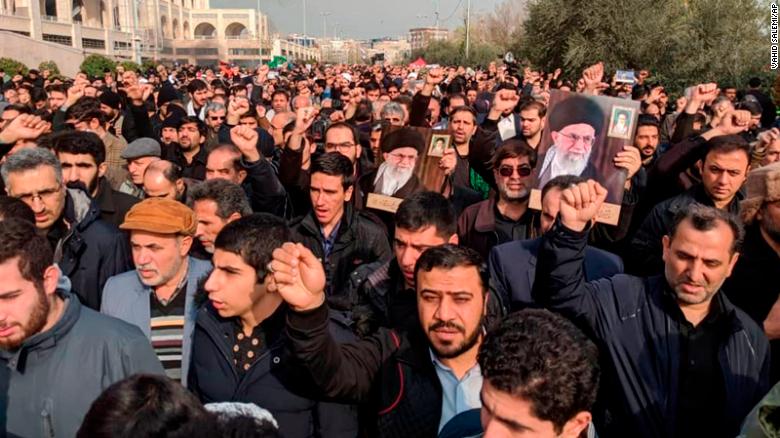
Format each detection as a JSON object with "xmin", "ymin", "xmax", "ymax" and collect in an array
[{"xmin": 0, "ymin": 58, "xmax": 778, "ymax": 438}]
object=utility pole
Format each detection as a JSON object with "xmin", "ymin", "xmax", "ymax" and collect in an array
[
  {"xmin": 464, "ymin": 0, "xmax": 471, "ymax": 60},
  {"xmin": 320, "ymin": 11, "xmax": 331, "ymax": 39},
  {"xmin": 302, "ymin": 0, "xmax": 306, "ymax": 36},
  {"xmin": 434, "ymin": 0, "xmax": 439, "ymax": 29}
]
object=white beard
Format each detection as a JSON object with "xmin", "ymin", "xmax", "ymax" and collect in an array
[
  {"xmin": 546, "ymin": 145, "xmax": 591, "ymax": 178},
  {"xmin": 374, "ymin": 162, "xmax": 414, "ymax": 196}
]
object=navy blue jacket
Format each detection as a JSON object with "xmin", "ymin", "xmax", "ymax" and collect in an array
[
  {"xmin": 534, "ymin": 220, "xmax": 770, "ymax": 438},
  {"xmin": 188, "ymin": 303, "xmax": 359, "ymax": 438},
  {"xmin": 489, "ymin": 237, "xmax": 623, "ymax": 312}
]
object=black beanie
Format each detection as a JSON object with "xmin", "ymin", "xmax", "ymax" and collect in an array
[
  {"xmin": 548, "ymin": 95, "xmax": 605, "ymax": 133},
  {"xmin": 99, "ymin": 90, "xmax": 122, "ymax": 110},
  {"xmin": 381, "ymin": 127, "xmax": 426, "ymax": 155}
]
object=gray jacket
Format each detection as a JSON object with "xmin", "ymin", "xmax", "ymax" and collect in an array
[
  {"xmin": 0, "ymin": 291, "xmax": 164, "ymax": 438},
  {"xmin": 100, "ymin": 257, "xmax": 212, "ymax": 384}
]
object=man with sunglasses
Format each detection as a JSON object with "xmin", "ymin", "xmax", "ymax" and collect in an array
[{"xmin": 457, "ymin": 140, "xmax": 539, "ymax": 259}]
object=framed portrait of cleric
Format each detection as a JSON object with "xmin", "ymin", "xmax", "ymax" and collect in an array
[
  {"xmin": 529, "ymin": 90, "xmax": 640, "ymax": 225},
  {"xmin": 607, "ymin": 106, "xmax": 636, "ymax": 140},
  {"xmin": 428, "ymin": 134, "xmax": 451, "ymax": 158}
]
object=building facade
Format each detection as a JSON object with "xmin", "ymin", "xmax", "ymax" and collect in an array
[
  {"xmin": 408, "ymin": 27, "xmax": 448, "ymax": 51},
  {"xmin": 0, "ymin": 0, "xmax": 318, "ymax": 72}
]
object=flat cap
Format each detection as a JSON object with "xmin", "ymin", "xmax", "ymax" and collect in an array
[
  {"xmin": 120, "ymin": 197, "xmax": 197, "ymax": 235},
  {"xmin": 121, "ymin": 137, "xmax": 161, "ymax": 160}
]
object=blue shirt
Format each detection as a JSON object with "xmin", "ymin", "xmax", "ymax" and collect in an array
[{"xmin": 430, "ymin": 349, "xmax": 483, "ymax": 433}]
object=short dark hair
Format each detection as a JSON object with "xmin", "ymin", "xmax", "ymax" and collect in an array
[
  {"xmin": 214, "ymin": 213, "xmax": 291, "ymax": 283},
  {"xmin": 51, "ymin": 130, "xmax": 106, "ymax": 165},
  {"xmin": 45, "ymin": 83, "xmax": 68, "ymax": 95},
  {"xmin": 636, "ymin": 114, "xmax": 660, "ymax": 133},
  {"xmin": 271, "ymin": 89, "xmax": 290, "ymax": 101},
  {"xmin": 66, "ymin": 96, "xmax": 105, "ymax": 123},
  {"xmin": 187, "ymin": 79, "xmax": 208, "ymax": 94},
  {"xmin": 311, "ymin": 152, "xmax": 354, "ymax": 189},
  {"xmin": 189, "ymin": 179, "xmax": 252, "ymax": 219},
  {"xmin": 748, "ymin": 77, "xmax": 762, "ymax": 88},
  {"xmin": 0, "ymin": 218, "xmax": 53, "ymax": 287},
  {"xmin": 704, "ymin": 134, "xmax": 750, "ymax": 164},
  {"xmin": 0, "ymin": 196, "xmax": 35, "ymax": 223},
  {"xmin": 450, "ymin": 106, "xmax": 477, "ymax": 124},
  {"xmin": 518, "ymin": 100, "xmax": 547, "ymax": 118},
  {"xmin": 669, "ymin": 203, "xmax": 744, "ymax": 254},
  {"xmin": 178, "ymin": 115, "xmax": 208, "ymax": 138},
  {"xmin": 395, "ymin": 191, "xmax": 457, "ymax": 239},
  {"xmin": 492, "ymin": 139, "xmax": 538, "ymax": 170},
  {"xmin": 324, "ymin": 121, "xmax": 360, "ymax": 145},
  {"xmin": 414, "ymin": 244, "xmax": 487, "ymax": 294},
  {"xmin": 478, "ymin": 309, "xmax": 600, "ymax": 433},
  {"xmin": 2, "ymin": 103, "xmax": 32, "ymax": 115},
  {"xmin": 541, "ymin": 175, "xmax": 587, "ymax": 201},
  {"xmin": 76, "ymin": 374, "xmax": 212, "ymax": 438}
]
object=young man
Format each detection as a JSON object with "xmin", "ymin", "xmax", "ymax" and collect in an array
[
  {"xmin": 2, "ymin": 147, "xmax": 131, "ymax": 309},
  {"xmin": 162, "ymin": 116, "xmax": 208, "ymax": 181},
  {"xmin": 101, "ymin": 198, "xmax": 212, "ymax": 383},
  {"xmin": 478, "ymin": 309, "xmax": 599, "ymax": 438},
  {"xmin": 52, "ymin": 130, "xmax": 139, "ymax": 227},
  {"xmin": 535, "ymin": 180, "xmax": 769, "ymax": 438},
  {"xmin": 188, "ymin": 214, "xmax": 358, "ymax": 438},
  {"xmin": 0, "ymin": 218, "xmax": 163, "ymax": 438},
  {"xmin": 271, "ymin": 243, "xmax": 489, "ymax": 437},
  {"xmin": 290, "ymin": 152, "xmax": 391, "ymax": 301}
]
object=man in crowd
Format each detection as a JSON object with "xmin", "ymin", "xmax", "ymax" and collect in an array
[
  {"xmin": 163, "ymin": 116, "xmax": 208, "ymax": 181},
  {"xmin": 631, "ymin": 134, "xmax": 750, "ymax": 274},
  {"xmin": 188, "ymin": 214, "xmax": 358, "ymax": 437},
  {"xmin": 478, "ymin": 309, "xmax": 600, "ymax": 438},
  {"xmin": 271, "ymin": 243, "xmax": 489, "ymax": 437},
  {"xmin": 724, "ymin": 162, "xmax": 780, "ymax": 383},
  {"xmin": 101, "ymin": 198, "xmax": 212, "ymax": 383},
  {"xmin": 489, "ymin": 175, "xmax": 623, "ymax": 312},
  {"xmin": 143, "ymin": 160, "xmax": 189, "ymax": 202},
  {"xmin": 346, "ymin": 191, "xmax": 458, "ymax": 335},
  {"xmin": 534, "ymin": 180, "xmax": 768, "ymax": 437},
  {"xmin": 51, "ymin": 130, "xmax": 139, "ymax": 227},
  {"xmin": 517, "ymin": 100, "xmax": 547, "ymax": 149},
  {"xmin": 119, "ymin": 137, "xmax": 162, "ymax": 199},
  {"xmin": 186, "ymin": 79, "xmax": 209, "ymax": 120},
  {"xmin": 0, "ymin": 218, "xmax": 163, "ymax": 438},
  {"xmin": 189, "ymin": 178, "xmax": 252, "ymax": 256},
  {"xmin": 2, "ymin": 147, "xmax": 131, "ymax": 309},
  {"xmin": 290, "ymin": 152, "xmax": 391, "ymax": 302},
  {"xmin": 457, "ymin": 140, "xmax": 538, "ymax": 259},
  {"xmin": 357, "ymin": 127, "xmax": 425, "ymax": 206}
]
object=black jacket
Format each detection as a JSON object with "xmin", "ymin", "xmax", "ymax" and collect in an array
[
  {"xmin": 94, "ymin": 177, "xmax": 140, "ymax": 227},
  {"xmin": 291, "ymin": 204, "xmax": 391, "ymax": 304},
  {"xmin": 628, "ymin": 184, "xmax": 742, "ymax": 276},
  {"xmin": 286, "ymin": 302, "xmax": 445, "ymax": 438},
  {"xmin": 188, "ymin": 303, "xmax": 359, "ymax": 438},
  {"xmin": 534, "ymin": 220, "xmax": 770, "ymax": 438},
  {"xmin": 724, "ymin": 224, "xmax": 780, "ymax": 384},
  {"xmin": 241, "ymin": 156, "xmax": 289, "ymax": 217},
  {"xmin": 55, "ymin": 189, "xmax": 133, "ymax": 310}
]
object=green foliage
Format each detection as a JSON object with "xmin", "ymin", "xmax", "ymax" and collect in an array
[
  {"xmin": 411, "ymin": 39, "xmax": 501, "ymax": 67},
  {"xmin": 37, "ymin": 60, "xmax": 60, "ymax": 76},
  {"xmin": 79, "ymin": 54, "xmax": 116, "ymax": 78},
  {"xmin": 141, "ymin": 59, "xmax": 157, "ymax": 72},
  {"xmin": 118, "ymin": 60, "xmax": 141, "ymax": 73},
  {"xmin": 0, "ymin": 58, "xmax": 28, "ymax": 76},
  {"xmin": 517, "ymin": 0, "xmax": 767, "ymax": 94}
]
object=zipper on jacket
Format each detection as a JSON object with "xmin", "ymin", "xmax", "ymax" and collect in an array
[{"xmin": 41, "ymin": 398, "xmax": 55, "ymax": 438}]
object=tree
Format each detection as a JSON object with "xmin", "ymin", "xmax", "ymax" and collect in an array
[
  {"xmin": 118, "ymin": 60, "xmax": 141, "ymax": 73},
  {"xmin": 0, "ymin": 58, "xmax": 28, "ymax": 76},
  {"xmin": 517, "ymin": 0, "xmax": 766, "ymax": 94},
  {"xmin": 80, "ymin": 54, "xmax": 116, "ymax": 78},
  {"xmin": 37, "ymin": 60, "xmax": 60, "ymax": 76}
]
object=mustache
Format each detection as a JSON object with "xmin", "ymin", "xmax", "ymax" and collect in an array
[
  {"xmin": 428, "ymin": 320, "xmax": 465, "ymax": 333},
  {"xmin": 66, "ymin": 181, "xmax": 88, "ymax": 192},
  {"xmin": 136, "ymin": 264, "xmax": 157, "ymax": 272}
]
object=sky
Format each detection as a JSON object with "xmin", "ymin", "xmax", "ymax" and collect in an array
[{"xmin": 208, "ymin": 0, "xmax": 506, "ymax": 40}]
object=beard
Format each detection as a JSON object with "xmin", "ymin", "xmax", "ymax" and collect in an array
[
  {"xmin": 427, "ymin": 316, "xmax": 483, "ymax": 359},
  {"xmin": 136, "ymin": 256, "xmax": 184, "ymax": 288},
  {"xmin": 374, "ymin": 162, "xmax": 415, "ymax": 196},
  {"xmin": 497, "ymin": 181, "xmax": 530, "ymax": 203},
  {"xmin": 0, "ymin": 283, "xmax": 50, "ymax": 350},
  {"xmin": 554, "ymin": 150, "xmax": 590, "ymax": 176},
  {"xmin": 66, "ymin": 178, "xmax": 98, "ymax": 196}
]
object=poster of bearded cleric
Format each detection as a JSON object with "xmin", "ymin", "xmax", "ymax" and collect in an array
[{"xmin": 529, "ymin": 90, "xmax": 640, "ymax": 225}]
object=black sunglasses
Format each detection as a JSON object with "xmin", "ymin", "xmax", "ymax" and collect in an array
[{"xmin": 498, "ymin": 165, "xmax": 532, "ymax": 177}]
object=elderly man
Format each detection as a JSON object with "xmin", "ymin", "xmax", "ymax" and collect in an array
[
  {"xmin": 357, "ymin": 127, "xmax": 425, "ymax": 206},
  {"xmin": 143, "ymin": 160, "xmax": 189, "ymax": 202},
  {"xmin": 536, "ymin": 95, "xmax": 605, "ymax": 188},
  {"xmin": 101, "ymin": 198, "xmax": 212, "ymax": 383},
  {"xmin": 119, "ymin": 137, "xmax": 162, "ymax": 199}
]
